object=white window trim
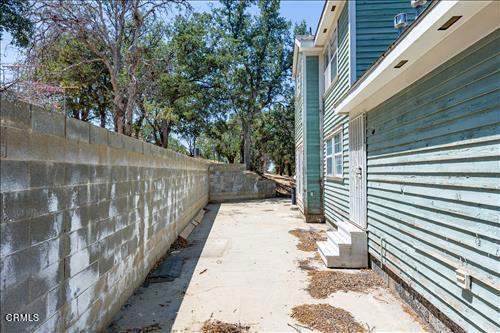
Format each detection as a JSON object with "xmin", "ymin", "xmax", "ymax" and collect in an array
[
  {"xmin": 325, "ymin": 127, "xmax": 343, "ymax": 179},
  {"xmin": 323, "ymin": 28, "xmax": 339, "ymax": 91}
]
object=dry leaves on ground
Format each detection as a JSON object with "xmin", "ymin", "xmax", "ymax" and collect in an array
[
  {"xmin": 307, "ymin": 270, "xmax": 384, "ymax": 298},
  {"xmin": 121, "ymin": 322, "xmax": 162, "ymax": 332},
  {"xmin": 149, "ymin": 237, "xmax": 189, "ymax": 273},
  {"xmin": 289, "ymin": 229, "xmax": 326, "ymax": 252},
  {"xmin": 291, "ymin": 304, "xmax": 365, "ymax": 333},
  {"xmin": 201, "ymin": 320, "xmax": 250, "ymax": 333}
]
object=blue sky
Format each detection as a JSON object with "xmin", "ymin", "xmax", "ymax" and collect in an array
[{"xmin": 1, "ymin": 1, "xmax": 324, "ymax": 65}]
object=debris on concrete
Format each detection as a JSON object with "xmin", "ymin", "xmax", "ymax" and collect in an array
[
  {"xmin": 201, "ymin": 320, "xmax": 250, "ymax": 333},
  {"xmin": 291, "ymin": 304, "xmax": 365, "ymax": 333},
  {"xmin": 120, "ymin": 322, "xmax": 162, "ymax": 332},
  {"xmin": 289, "ymin": 229, "xmax": 326, "ymax": 252},
  {"xmin": 297, "ymin": 258, "xmax": 317, "ymax": 271},
  {"xmin": 170, "ymin": 236, "xmax": 190, "ymax": 251},
  {"xmin": 307, "ymin": 270, "xmax": 384, "ymax": 298},
  {"xmin": 200, "ymin": 268, "xmax": 208, "ymax": 275}
]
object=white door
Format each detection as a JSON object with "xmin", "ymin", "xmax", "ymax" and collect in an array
[
  {"xmin": 349, "ymin": 115, "xmax": 367, "ymax": 228},
  {"xmin": 296, "ymin": 145, "xmax": 304, "ymax": 205}
]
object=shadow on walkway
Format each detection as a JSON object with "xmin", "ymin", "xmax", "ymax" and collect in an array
[{"xmin": 107, "ymin": 203, "xmax": 221, "ymax": 333}]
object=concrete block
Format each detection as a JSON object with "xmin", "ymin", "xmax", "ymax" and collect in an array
[
  {"xmin": 30, "ymin": 212, "xmax": 64, "ymax": 245},
  {"xmin": 0, "ymin": 159, "xmax": 29, "ymax": 192},
  {"xmin": 0, "ymin": 95, "xmax": 31, "ymax": 129},
  {"xmin": 46, "ymin": 134, "xmax": 67, "ymax": 162},
  {"xmin": 0, "ymin": 126, "xmax": 6, "ymax": 158},
  {"xmin": 122, "ymin": 135, "xmax": 143, "ymax": 154},
  {"xmin": 4, "ymin": 126, "xmax": 30, "ymax": 160},
  {"xmin": 89, "ymin": 125, "xmax": 108, "ymax": 145},
  {"xmin": 108, "ymin": 132, "xmax": 123, "ymax": 150},
  {"xmin": 2, "ymin": 188, "xmax": 49, "ymax": 223},
  {"xmin": 64, "ymin": 163, "xmax": 89, "ymax": 185},
  {"xmin": 32, "ymin": 108, "xmax": 65, "ymax": 137},
  {"xmin": 67, "ymin": 262, "xmax": 99, "ymax": 299},
  {"xmin": 0, "ymin": 243, "xmax": 46, "ymax": 290},
  {"xmin": 98, "ymin": 255, "xmax": 114, "ymax": 276},
  {"xmin": 66, "ymin": 118, "xmax": 89, "ymax": 143},
  {"xmin": 0, "ymin": 277, "xmax": 30, "ymax": 313},
  {"xmin": 1, "ymin": 219, "xmax": 30, "ymax": 256},
  {"xmin": 29, "ymin": 260, "xmax": 64, "ymax": 302}
]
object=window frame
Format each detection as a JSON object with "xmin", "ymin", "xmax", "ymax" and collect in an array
[
  {"xmin": 325, "ymin": 127, "xmax": 343, "ymax": 179},
  {"xmin": 323, "ymin": 27, "xmax": 339, "ymax": 90}
]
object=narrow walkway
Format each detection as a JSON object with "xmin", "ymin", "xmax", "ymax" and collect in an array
[{"xmin": 109, "ymin": 199, "xmax": 427, "ymax": 332}]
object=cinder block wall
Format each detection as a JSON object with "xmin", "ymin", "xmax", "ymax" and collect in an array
[
  {"xmin": 0, "ymin": 96, "xmax": 210, "ymax": 332},
  {"xmin": 209, "ymin": 164, "xmax": 276, "ymax": 202}
]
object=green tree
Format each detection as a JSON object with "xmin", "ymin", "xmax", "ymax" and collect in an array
[
  {"xmin": 138, "ymin": 12, "xmax": 222, "ymax": 149},
  {"xmin": 212, "ymin": 0, "xmax": 293, "ymax": 170},
  {"xmin": 1, "ymin": 0, "xmax": 33, "ymax": 47},
  {"xmin": 33, "ymin": 35, "xmax": 112, "ymax": 127},
  {"xmin": 33, "ymin": 0, "xmax": 188, "ymax": 135}
]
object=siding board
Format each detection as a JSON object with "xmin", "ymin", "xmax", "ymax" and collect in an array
[
  {"xmin": 366, "ymin": 30, "xmax": 500, "ymax": 333},
  {"xmin": 323, "ymin": 5, "xmax": 351, "ymax": 224}
]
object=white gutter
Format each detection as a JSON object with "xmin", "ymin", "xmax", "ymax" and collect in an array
[{"xmin": 336, "ymin": 0, "xmax": 498, "ymax": 117}]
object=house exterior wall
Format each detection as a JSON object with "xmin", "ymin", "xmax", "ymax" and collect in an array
[
  {"xmin": 295, "ymin": 54, "xmax": 305, "ymax": 209},
  {"xmin": 323, "ymin": 4, "xmax": 351, "ymax": 224},
  {"xmin": 355, "ymin": 0, "xmax": 420, "ymax": 79},
  {"xmin": 365, "ymin": 30, "xmax": 500, "ymax": 333},
  {"xmin": 304, "ymin": 56, "xmax": 322, "ymax": 217}
]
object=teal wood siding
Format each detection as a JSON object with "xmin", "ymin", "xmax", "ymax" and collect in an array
[
  {"xmin": 304, "ymin": 56, "xmax": 322, "ymax": 215},
  {"xmin": 366, "ymin": 30, "xmax": 500, "ymax": 332},
  {"xmin": 323, "ymin": 4, "xmax": 350, "ymax": 223},
  {"xmin": 295, "ymin": 55, "xmax": 303, "ymax": 146},
  {"xmin": 356, "ymin": 0, "xmax": 423, "ymax": 79}
]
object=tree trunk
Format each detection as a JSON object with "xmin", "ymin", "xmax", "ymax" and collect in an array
[
  {"xmin": 287, "ymin": 162, "xmax": 292, "ymax": 177},
  {"xmin": 243, "ymin": 119, "xmax": 252, "ymax": 170},
  {"xmin": 99, "ymin": 105, "xmax": 106, "ymax": 128}
]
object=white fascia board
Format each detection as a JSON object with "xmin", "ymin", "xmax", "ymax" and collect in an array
[
  {"xmin": 336, "ymin": 0, "xmax": 497, "ymax": 117},
  {"xmin": 314, "ymin": 0, "xmax": 346, "ymax": 47}
]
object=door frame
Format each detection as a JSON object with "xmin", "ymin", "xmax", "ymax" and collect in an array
[{"xmin": 349, "ymin": 114, "xmax": 367, "ymax": 229}]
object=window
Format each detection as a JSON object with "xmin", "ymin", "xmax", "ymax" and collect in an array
[
  {"xmin": 325, "ymin": 129, "xmax": 343, "ymax": 177},
  {"xmin": 323, "ymin": 28, "xmax": 338, "ymax": 89}
]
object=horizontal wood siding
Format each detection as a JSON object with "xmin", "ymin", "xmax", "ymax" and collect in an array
[
  {"xmin": 366, "ymin": 30, "xmax": 500, "ymax": 333},
  {"xmin": 305, "ymin": 56, "xmax": 322, "ymax": 214},
  {"xmin": 295, "ymin": 54, "xmax": 303, "ymax": 145},
  {"xmin": 356, "ymin": 0, "xmax": 422, "ymax": 79},
  {"xmin": 323, "ymin": 4, "xmax": 350, "ymax": 223}
]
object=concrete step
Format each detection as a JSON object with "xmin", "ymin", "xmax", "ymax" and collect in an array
[
  {"xmin": 318, "ymin": 222, "xmax": 368, "ymax": 268},
  {"xmin": 317, "ymin": 240, "xmax": 340, "ymax": 267},
  {"xmin": 327, "ymin": 230, "xmax": 351, "ymax": 245},
  {"xmin": 337, "ymin": 220, "xmax": 366, "ymax": 241}
]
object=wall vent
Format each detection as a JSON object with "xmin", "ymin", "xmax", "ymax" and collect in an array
[{"xmin": 438, "ymin": 16, "xmax": 462, "ymax": 31}]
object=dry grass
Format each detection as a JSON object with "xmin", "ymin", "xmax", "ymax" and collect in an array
[
  {"xmin": 307, "ymin": 270, "xmax": 384, "ymax": 298},
  {"xmin": 201, "ymin": 320, "xmax": 250, "ymax": 333},
  {"xmin": 289, "ymin": 229, "xmax": 326, "ymax": 252},
  {"xmin": 291, "ymin": 304, "xmax": 365, "ymax": 333}
]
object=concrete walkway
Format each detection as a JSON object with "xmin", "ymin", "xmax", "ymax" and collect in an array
[{"xmin": 109, "ymin": 199, "xmax": 427, "ymax": 332}]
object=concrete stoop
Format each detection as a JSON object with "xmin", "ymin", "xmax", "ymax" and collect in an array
[{"xmin": 317, "ymin": 220, "xmax": 368, "ymax": 268}]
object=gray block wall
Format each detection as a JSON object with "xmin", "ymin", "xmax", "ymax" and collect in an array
[
  {"xmin": 208, "ymin": 164, "xmax": 276, "ymax": 202},
  {"xmin": 0, "ymin": 96, "xmax": 210, "ymax": 332}
]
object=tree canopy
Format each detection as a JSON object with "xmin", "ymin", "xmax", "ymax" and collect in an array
[{"xmin": 4, "ymin": 0, "xmax": 302, "ymax": 175}]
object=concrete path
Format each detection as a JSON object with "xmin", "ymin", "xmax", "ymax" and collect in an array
[{"xmin": 109, "ymin": 199, "xmax": 427, "ymax": 333}]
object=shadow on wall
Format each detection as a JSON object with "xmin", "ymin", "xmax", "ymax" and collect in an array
[{"xmin": 107, "ymin": 203, "xmax": 221, "ymax": 332}]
